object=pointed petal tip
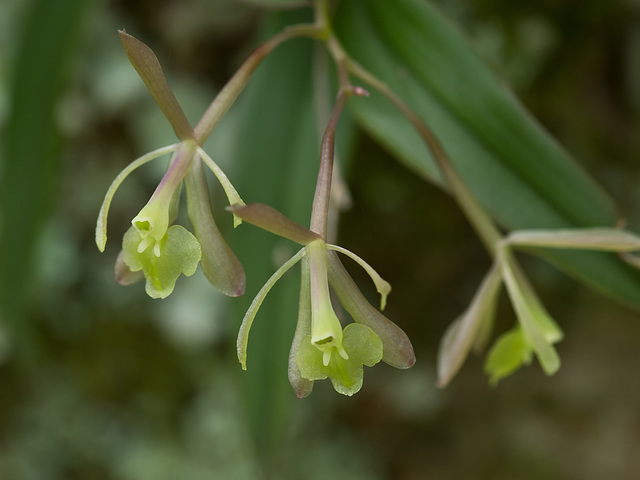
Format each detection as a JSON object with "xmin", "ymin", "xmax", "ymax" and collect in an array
[
  {"xmin": 227, "ymin": 203, "xmax": 320, "ymax": 244},
  {"xmin": 392, "ymin": 348, "xmax": 416, "ymax": 370},
  {"xmin": 295, "ymin": 387, "xmax": 312, "ymax": 399},
  {"xmin": 408, "ymin": 354, "xmax": 416, "ymax": 369},
  {"xmin": 96, "ymin": 216, "xmax": 107, "ymax": 252},
  {"xmin": 436, "ymin": 366, "xmax": 454, "ymax": 388},
  {"xmin": 225, "ymin": 283, "xmax": 246, "ymax": 297},
  {"xmin": 114, "ymin": 250, "xmax": 144, "ymax": 285},
  {"xmin": 289, "ymin": 377, "xmax": 314, "ymax": 399}
]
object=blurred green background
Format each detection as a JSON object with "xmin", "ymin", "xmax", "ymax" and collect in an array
[{"xmin": 1, "ymin": 0, "xmax": 640, "ymax": 479}]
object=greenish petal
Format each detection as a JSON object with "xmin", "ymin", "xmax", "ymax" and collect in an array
[
  {"xmin": 327, "ymin": 251, "xmax": 415, "ymax": 369},
  {"xmin": 484, "ymin": 327, "xmax": 533, "ymax": 386},
  {"xmin": 131, "ymin": 141, "xmax": 198, "ymax": 249},
  {"xmin": 343, "ymin": 323, "xmax": 384, "ymax": 367},
  {"xmin": 114, "ymin": 249, "xmax": 144, "ymax": 285},
  {"xmin": 118, "ymin": 30, "xmax": 194, "ymax": 141},
  {"xmin": 327, "ymin": 243, "xmax": 392, "ymax": 310},
  {"xmin": 236, "ymin": 247, "xmax": 306, "ymax": 370},
  {"xmin": 288, "ymin": 256, "xmax": 315, "ymax": 398},
  {"xmin": 295, "ymin": 323, "xmax": 383, "ymax": 396},
  {"xmin": 500, "ymin": 251, "xmax": 562, "ymax": 375},
  {"xmin": 185, "ymin": 157, "xmax": 245, "ymax": 297},
  {"xmin": 196, "ymin": 147, "xmax": 246, "ymax": 227},
  {"xmin": 95, "ymin": 144, "xmax": 178, "ymax": 252},
  {"xmin": 437, "ymin": 261, "xmax": 502, "ymax": 387},
  {"xmin": 228, "ymin": 203, "xmax": 321, "ymax": 245},
  {"xmin": 122, "ymin": 224, "xmax": 201, "ymax": 299}
]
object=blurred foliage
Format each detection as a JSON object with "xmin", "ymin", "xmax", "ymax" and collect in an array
[{"xmin": 1, "ymin": 0, "xmax": 640, "ymax": 479}]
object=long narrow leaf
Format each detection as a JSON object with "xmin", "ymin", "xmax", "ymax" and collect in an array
[
  {"xmin": 335, "ymin": 0, "xmax": 640, "ymax": 310},
  {"xmin": 0, "ymin": 0, "xmax": 93, "ymax": 363}
]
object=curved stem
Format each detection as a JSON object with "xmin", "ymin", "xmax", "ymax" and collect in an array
[
  {"xmin": 350, "ymin": 62, "xmax": 502, "ymax": 255},
  {"xmin": 310, "ymin": 88, "xmax": 359, "ymax": 238},
  {"xmin": 194, "ymin": 24, "xmax": 324, "ymax": 145},
  {"xmin": 344, "ymin": 52, "xmax": 502, "ymax": 256}
]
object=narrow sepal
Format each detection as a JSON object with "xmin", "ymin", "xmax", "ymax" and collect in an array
[
  {"xmin": 95, "ymin": 144, "xmax": 178, "ymax": 252},
  {"xmin": 118, "ymin": 30, "xmax": 194, "ymax": 141},
  {"xmin": 288, "ymin": 256, "xmax": 314, "ymax": 398},
  {"xmin": 327, "ymin": 244, "xmax": 392, "ymax": 310},
  {"xmin": 237, "ymin": 247, "xmax": 307, "ymax": 370},
  {"xmin": 327, "ymin": 251, "xmax": 415, "ymax": 369},
  {"xmin": 196, "ymin": 147, "xmax": 245, "ymax": 227},
  {"xmin": 500, "ymin": 251, "xmax": 562, "ymax": 375},
  {"xmin": 437, "ymin": 261, "xmax": 502, "ymax": 387},
  {"xmin": 185, "ymin": 157, "xmax": 245, "ymax": 297},
  {"xmin": 229, "ymin": 203, "xmax": 322, "ymax": 245},
  {"xmin": 114, "ymin": 250, "xmax": 144, "ymax": 285}
]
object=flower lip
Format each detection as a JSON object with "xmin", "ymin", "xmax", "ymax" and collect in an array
[
  {"xmin": 295, "ymin": 323, "xmax": 383, "ymax": 396},
  {"xmin": 134, "ymin": 219, "xmax": 152, "ymax": 234},
  {"xmin": 314, "ymin": 336, "xmax": 334, "ymax": 346}
]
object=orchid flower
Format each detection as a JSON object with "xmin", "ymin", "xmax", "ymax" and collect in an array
[
  {"xmin": 95, "ymin": 31, "xmax": 245, "ymax": 298},
  {"xmin": 438, "ymin": 227, "xmax": 640, "ymax": 386},
  {"xmin": 231, "ymin": 203, "xmax": 415, "ymax": 397},
  {"xmin": 233, "ymin": 85, "xmax": 415, "ymax": 397}
]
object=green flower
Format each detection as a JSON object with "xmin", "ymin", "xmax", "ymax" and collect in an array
[
  {"xmin": 95, "ymin": 31, "xmax": 245, "ymax": 298},
  {"xmin": 231, "ymin": 203, "xmax": 415, "ymax": 397},
  {"xmin": 296, "ymin": 323, "xmax": 383, "ymax": 396},
  {"xmin": 122, "ymin": 224, "xmax": 201, "ymax": 299},
  {"xmin": 437, "ymin": 246, "xmax": 563, "ymax": 387}
]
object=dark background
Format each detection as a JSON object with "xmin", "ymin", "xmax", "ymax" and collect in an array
[{"xmin": 1, "ymin": 0, "xmax": 640, "ymax": 478}]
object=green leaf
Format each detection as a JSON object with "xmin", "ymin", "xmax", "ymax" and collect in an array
[
  {"xmin": 240, "ymin": 0, "xmax": 311, "ymax": 9},
  {"xmin": 335, "ymin": 0, "xmax": 640, "ymax": 310},
  {"xmin": 0, "ymin": 0, "xmax": 93, "ymax": 363}
]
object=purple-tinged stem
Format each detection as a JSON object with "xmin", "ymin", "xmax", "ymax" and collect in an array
[
  {"xmin": 194, "ymin": 25, "xmax": 322, "ymax": 146},
  {"xmin": 310, "ymin": 87, "xmax": 367, "ymax": 238}
]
